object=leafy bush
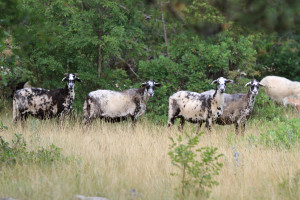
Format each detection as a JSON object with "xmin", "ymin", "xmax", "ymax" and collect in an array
[
  {"xmin": 252, "ymin": 91, "xmax": 286, "ymax": 121},
  {"xmin": 168, "ymin": 132, "xmax": 223, "ymax": 199},
  {"xmin": 0, "ymin": 133, "xmax": 65, "ymax": 167},
  {"xmin": 255, "ymin": 35, "xmax": 300, "ymax": 81},
  {"xmin": 248, "ymin": 118, "xmax": 300, "ymax": 149}
]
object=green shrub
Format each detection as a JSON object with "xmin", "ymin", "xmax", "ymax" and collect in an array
[
  {"xmin": 252, "ymin": 91, "xmax": 286, "ymax": 121},
  {"xmin": 168, "ymin": 132, "xmax": 223, "ymax": 199},
  {"xmin": 0, "ymin": 133, "xmax": 66, "ymax": 167},
  {"xmin": 248, "ymin": 118, "xmax": 300, "ymax": 149}
]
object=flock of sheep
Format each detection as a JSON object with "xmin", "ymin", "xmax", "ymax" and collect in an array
[{"xmin": 12, "ymin": 73, "xmax": 300, "ymax": 135}]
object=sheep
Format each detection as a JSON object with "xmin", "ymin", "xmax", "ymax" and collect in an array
[
  {"xmin": 167, "ymin": 77, "xmax": 233, "ymax": 132},
  {"xmin": 83, "ymin": 80, "xmax": 161, "ymax": 127},
  {"xmin": 13, "ymin": 73, "xmax": 81, "ymax": 126},
  {"xmin": 200, "ymin": 80, "xmax": 264, "ymax": 135},
  {"xmin": 260, "ymin": 76, "xmax": 300, "ymax": 111},
  {"xmin": 283, "ymin": 97, "xmax": 300, "ymax": 115}
]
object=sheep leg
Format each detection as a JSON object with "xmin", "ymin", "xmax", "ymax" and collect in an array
[
  {"xmin": 13, "ymin": 112, "xmax": 21, "ymax": 125},
  {"xmin": 83, "ymin": 116, "xmax": 92, "ymax": 127},
  {"xmin": 178, "ymin": 117, "xmax": 185, "ymax": 132},
  {"xmin": 241, "ymin": 122, "xmax": 246, "ymax": 136},
  {"xmin": 167, "ymin": 117, "xmax": 175, "ymax": 127},
  {"xmin": 207, "ymin": 118, "xmax": 212, "ymax": 133},
  {"xmin": 57, "ymin": 113, "xmax": 65, "ymax": 128},
  {"xmin": 131, "ymin": 116, "xmax": 138, "ymax": 128},
  {"xmin": 235, "ymin": 122, "xmax": 239, "ymax": 135},
  {"xmin": 295, "ymin": 104, "xmax": 300, "ymax": 117},
  {"xmin": 168, "ymin": 98, "xmax": 180, "ymax": 127},
  {"xmin": 196, "ymin": 121, "xmax": 203, "ymax": 134},
  {"xmin": 20, "ymin": 114, "xmax": 27, "ymax": 129}
]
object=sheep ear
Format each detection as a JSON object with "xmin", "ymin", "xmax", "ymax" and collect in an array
[
  {"xmin": 259, "ymin": 82, "xmax": 264, "ymax": 87},
  {"xmin": 244, "ymin": 82, "xmax": 251, "ymax": 87},
  {"xmin": 154, "ymin": 82, "xmax": 161, "ymax": 87},
  {"xmin": 211, "ymin": 80, "xmax": 218, "ymax": 85},
  {"xmin": 140, "ymin": 82, "xmax": 148, "ymax": 87},
  {"xmin": 76, "ymin": 77, "xmax": 82, "ymax": 82},
  {"xmin": 74, "ymin": 73, "xmax": 78, "ymax": 77},
  {"xmin": 225, "ymin": 79, "xmax": 234, "ymax": 84},
  {"xmin": 64, "ymin": 73, "xmax": 68, "ymax": 76}
]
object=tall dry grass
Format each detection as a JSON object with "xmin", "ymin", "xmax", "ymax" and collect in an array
[{"xmin": 0, "ymin": 106, "xmax": 300, "ymax": 200}]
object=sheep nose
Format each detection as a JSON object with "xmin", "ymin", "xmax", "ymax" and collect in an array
[{"xmin": 220, "ymin": 89, "xmax": 225, "ymax": 93}]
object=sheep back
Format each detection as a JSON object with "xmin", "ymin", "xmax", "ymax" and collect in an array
[
  {"xmin": 169, "ymin": 91, "xmax": 211, "ymax": 122},
  {"xmin": 13, "ymin": 87, "xmax": 70, "ymax": 119},
  {"xmin": 260, "ymin": 76, "xmax": 300, "ymax": 103},
  {"xmin": 85, "ymin": 89, "xmax": 143, "ymax": 119},
  {"xmin": 215, "ymin": 93, "xmax": 249, "ymax": 125}
]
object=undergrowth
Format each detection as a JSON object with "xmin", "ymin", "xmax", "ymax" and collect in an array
[
  {"xmin": 169, "ymin": 132, "xmax": 223, "ymax": 199},
  {"xmin": 0, "ymin": 121, "xmax": 70, "ymax": 167},
  {"xmin": 248, "ymin": 118, "xmax": 300, "ymax": 149}
]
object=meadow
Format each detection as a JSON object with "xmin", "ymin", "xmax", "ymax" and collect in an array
[{"xmin": 0, "ymin": 105, "xmax": 300, "ymax": 200}]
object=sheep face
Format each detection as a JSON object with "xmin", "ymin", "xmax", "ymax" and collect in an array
[
  {"xmin": 211, "ymin": 77, "xmax": 233, "ymax": 93},
  {"xmin": 141, "ymin": 80, "xmax": 161, "ymax": 97},
  {"xmin": 245, "ymin": 80, "xmax": 264, "ymax": 95},
  {"xmin": 62, "ymin": 73, "xmax": 81, "ymax": 90}
]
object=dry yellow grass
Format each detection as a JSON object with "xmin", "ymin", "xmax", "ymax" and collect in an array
[{"xmin": 0, "ymin": 108, "xmax": 300, "ymax": 200}]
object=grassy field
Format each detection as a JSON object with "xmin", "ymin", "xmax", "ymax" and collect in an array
[{"xmin": 0, "ymin": 106, "xmax": 300, "ymax": 200}]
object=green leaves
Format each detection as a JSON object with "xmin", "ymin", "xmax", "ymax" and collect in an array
[
  {"xmin": 254, "ymin": 118, "xmax": 300, "ymax": 149},
  {"xmin": 0, "ymin": 133, "xmax": 66, "ymax": 167},
  {"xmin": 169, "ymin": 132, "xmax": 223, "ymax": 198}
]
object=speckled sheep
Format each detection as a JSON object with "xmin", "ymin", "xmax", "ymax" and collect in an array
[
  {"xmin": 167, "ymin": 77, "xmax": 233, "ymax": 132},
  {"xmin": 201, "ymin": 80, "xmax": 264, "ymax": 135},
  {"xmin": 83, "ymin": 80, "xmax": 161, "ymax": 127},
  {"xmin": 13, "ymin": 73, "xmax": 81, "ymax": 126}
]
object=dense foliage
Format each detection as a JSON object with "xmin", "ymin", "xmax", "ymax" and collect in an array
[{"xmin": 1, "ymin": 0, "xmax": 300, "ymax": 120}]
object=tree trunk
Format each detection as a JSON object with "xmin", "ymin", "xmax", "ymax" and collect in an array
[
  {"xmin": 161, "ymin": 3, "xmax": 169, "ymax": 57},
  {"xmin": 97, "ymin": 27, "xmax": 102, "ymax": 78}
]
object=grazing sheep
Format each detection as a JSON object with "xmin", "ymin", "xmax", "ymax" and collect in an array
[
  {"xmin": 167, "ymin": 77, "xmax": 233, "ymax": 132},
  {"xmin": 83, "ymin": 80, "xmax": 161, "ymax": 126},
  {"xmin": 200, "ymin": 80, "xmax": 264, "ymax": 135},
  {"xmin": 260, "ymin": 76, "xmax": 300, "ymax": 108},
  {"xmin": 13, "ymin": 73, "xmax": 81, "ymax": 126}
]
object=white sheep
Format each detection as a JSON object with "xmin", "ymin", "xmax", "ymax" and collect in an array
[
  {"xmin": 167, "ymin": 77, "xmax": 233, "ymax": 132},
  {"xmin": 260, "ymin": 75, "xmax": 300, "ymax": 115},
  {"xmin": 283, "ymin": 97, "xmax": 300, "ymax": 115},
  {"xmin": 83, "ymin": 80, "xmax": 161, "ymax": 127}
]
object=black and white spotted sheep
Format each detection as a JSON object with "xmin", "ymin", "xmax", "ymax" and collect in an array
[
  {"xmin": 13, "ymin": 73, "xmax": 81, "ymax": 125},
  {"xmin": 167, "ymin": 77, "xmax": 233, "ymax": 132},
  {"xmin": 200, "ymin": 79, "xmax": 264, "ymax": 135},
  {"xmin": 83, "ymin": 80, "xmax": 161, "ymax": 126}
]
